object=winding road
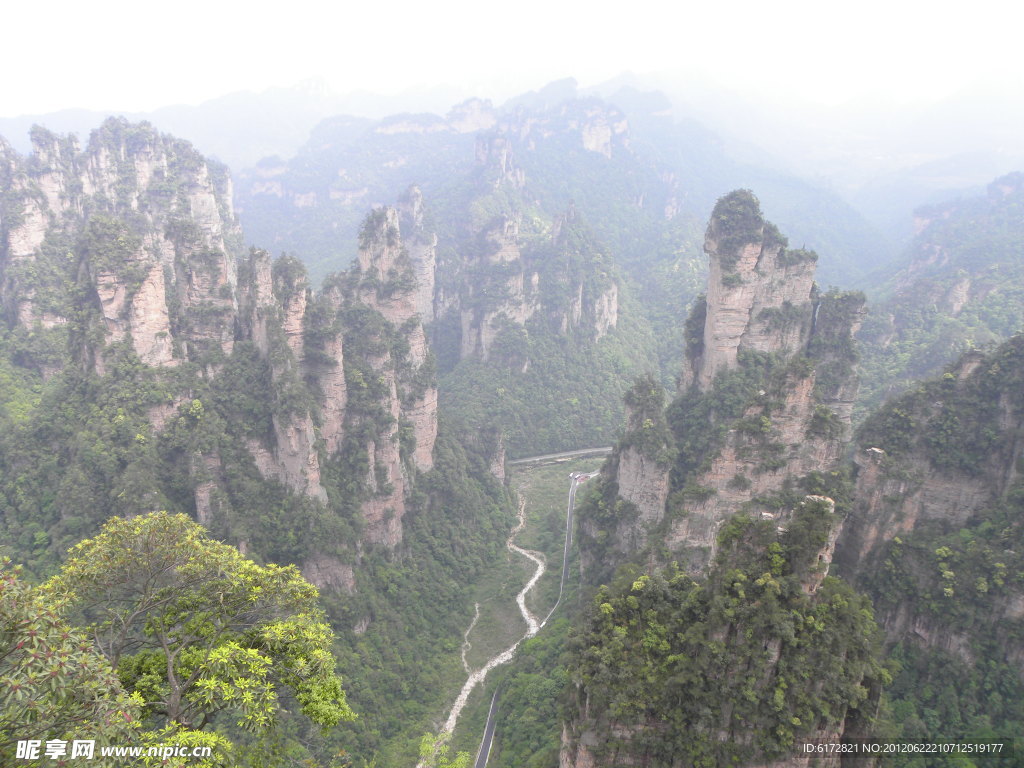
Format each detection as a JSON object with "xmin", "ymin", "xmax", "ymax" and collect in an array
[
  {"xmin": 419, "ymin": 466, "xmax": 595, "ymax": 768},
  {"xmin": 472, "ymin": 471, "xmax": 594, "ymax": 768},
  {"xmin": 417, "ymin": 498, "xmax": 546, "ymax": 768}
]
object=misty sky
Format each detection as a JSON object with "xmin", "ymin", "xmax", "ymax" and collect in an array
[{"xmin": 3, "ymin": 0, "xmax": 1018, "ymax": 117}]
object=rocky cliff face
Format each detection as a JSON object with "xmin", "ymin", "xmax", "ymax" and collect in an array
[
  {"xmin": 458, "ymin": 211, "xmax": 540, "ymax": 361},
  {"xmin": 1, "ymin": 121, "xmax": 240, "ymax": 364},
  {"xmin": 567, "ymin": 191, "xmax": 881, "ymax": 766},
  {"xmin": 818, "ymin": 334, "xmax": 1024, "ymax": 749},
  {"xmin": 453, "ymin": 134, "xmax": 536, "ymax": 361},
  {"xmin": 453, "ymin": 184, "xmax": 620, "ymax": 365},
  {"xmin": 333, "ymin": 204, "xmax": 439, "ymax": 546},
  {"xmin": 354, "ymin": 205, "xmax": 437, "ymax": 472},
  {"xmin": 839, "ymin": 442, "xmax": 990, "ymax": 571},
  {"xmin": 592, "ymin": 281, "xmax": 618, "ymax": 340},
  {"xmin": 0, "ymin": 119, "xmax": 442, "ymax": 557},
  {"xmin": 603, "ymin": 376, "xmax": 674, "ymax": 556},
  {"xmin": 236, "ymin": 251, "xmax": 328, "ymax": 503},
  {"xmin": 446, "ymin": 98, "xmax": 498, "ymax": 134},
  {"xmin": 668, "ymin": 290, "xmax": 864, "ymax": 571},
  {"xmin": 492, "ymin": 98, "xmax": 630, "ymax": 160},
  {"xmin": 841, "ymin": 343, "xmax": 1024, "ymax": 575},
  {"xmin": 609, "ymin": 191, "xmax": 864, "ymax": 573},
  {"xmin": 837, "ymin": 337, "xmax": 1024, "ymax": 652},
  {"xmin": 397, "ymin": 186, "xmax": 437, "ymax": 324},
  {"xmin": 680, "ymin": 190, "xmax": 816, "ymax": 391}
]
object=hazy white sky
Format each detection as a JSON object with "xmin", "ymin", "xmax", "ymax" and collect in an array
[{"xmin": 2, "ymin": 0, "xmax": 1018, "ymax": 117}]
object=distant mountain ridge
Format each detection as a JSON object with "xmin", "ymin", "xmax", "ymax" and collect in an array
[
  {"xmin": 561, "ymin": 187, "xmax": 1024, "ymax": 767},
  {"xmin": 0, "ymin": 79, "xmax": 474, "ymax": 169},
  {"xmin": 857, "ymin": 171, "xmax": 1024, "ymax": 413},
  {"xmin": 233, "ymin": 81, "xmax": 892, "ymax": 287}
]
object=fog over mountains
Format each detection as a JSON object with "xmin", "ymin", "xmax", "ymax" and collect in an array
[
  {"xmin": 4, "ymin": 72, "xmax": 1021, "ymax": 251},
  {"xmin": 2, "ymin": 48, "xmax": 1023, "ymax": 768}
]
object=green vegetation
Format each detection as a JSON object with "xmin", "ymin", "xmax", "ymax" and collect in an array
[
  {"xmin": 807, "ymin": 288, "xmax": 866, "ymax": 400},
  {"xmin": 447, "ymin": 457, "xmax": 600, "ymax": 768},
  {"xmin": 857, "ymin": 174, "xmax": 1024, "ymax": 419},
  {"xmin": 708, "ymin": 189, "xmax": 777, "ymax": 266},
  {"xmin": 440, "ymin": 211, "xmax": 658, "ymax": 457},
  {"xmin": 847, "ymin": 334, "xmax": 1024, "ymax": 761},
  {"xmin": 80, "ymin": 215, "xmax": 149, "ymax": 295},
  {"xmin": 620, "ymin": 374, "xmax": 675, "ymax": 465},
  {"xmin": 419, "ymin": 732, "xmax": 470, "ymax": 768},
  {"xmin": 469, "ymin": 622, "xmax": 572, "ymax": 768},
  {"xmin": 8, "ymin": 108, "xmax": 1024, "ymax": 768},
  {"xmin": 668, "ymin": 350, "xmax": 778, "ymax": 482},
  {"xmin": 0, "ymin": 559, "xmax": 140, "ymax": 757},
  {"xmin": 2, "ymin": 514, "xmax": 346, "ymax": 767},
  {"xmin": 683, "ymin": 293, "xmax": 707, "ymax": 366},
  {"xmin": 565, "ymin": 196, "xmax": 890, "ymax": 764},
  {"xmin": 858, "ymin": 335, "xmax": 1024, "ymax": 476},
  {"xmin": 326, "ymin": 428, "xmax": 516, "ymax": 766},
  {"xmin": 569, "ymin": 500, "xmax": 885, "ymax": 766},
  {"xmin": 47, "ymin": 513, "xmax": 354, "ymax": 734},
  {"xmin": 880, "ymin": 644, "xmax": 1024, "ymax": 767},
  {"xmin": 861, "ymin": 481, "xmax": 1024, "ymax": 765},
  {"xmin": 0, "ymin": 131, "xmax": 520, "ymax": 767},
  {"xmin": 441, "ymin": 316, "xmax": 655, "ymax": 457}
]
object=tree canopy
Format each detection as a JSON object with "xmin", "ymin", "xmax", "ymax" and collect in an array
[
  {"xmin": 43, "ymin": 513, "xmax": 354, "ymax": 736},
  {"xmin": 0, "ymin": 559, "xmax": 139, "ymax": 755}
]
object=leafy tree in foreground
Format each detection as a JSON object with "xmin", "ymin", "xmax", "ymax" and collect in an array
[
  {"xmin": 43, "ymin": 513, "xmax": 354, "ymax": 738},
  {"xmin": 0, "ymin": 558, "xmax": 139, "ymax": 756},
  {"xmin": 418, "ymin": 732, "xmax": 470, "ymax": 768}
]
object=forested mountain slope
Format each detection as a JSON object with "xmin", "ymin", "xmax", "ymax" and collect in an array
[
  {"xmin": 560, "ymin": 191, "xmax": 1024, "ymax": 767},
  {"xmin": 858, "ymin": 172, "xmax": 1024, "ymax": 413},
  {"xmin": 234, "ymin": 83, "xmax": 891, "ymax": 396},
  {"xmin": 0, "ymin": 118, "xmax": 516, "ymax": 764},
  {"xmin": 564, "ymin": 192, "xmax": 881, "ymax": 767},
  {"xmin": 840, "ymin": 335, "xmax": 1024, "ymax": 750}
]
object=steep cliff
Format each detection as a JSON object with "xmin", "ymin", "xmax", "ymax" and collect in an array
[
  {"xmin": 0, "ymin": 119, "xmax": 442, "ymax": 565},
  {"xmin": 0, "ymin": 120, "xmax": 240, "ymax": 363},
  {"xmin": 599, "ymin": 191, "xmax": 864, "ymax": 573},
  {"xmin": 397, "ymin": 185, "xmax": 437, "ymax": 324},
  {"xmin": 0, "ymin": 120, "xmax": 347, "ymax": 509},
  {"xmin": 333, "ymin": 203, "xmax": 439, "ymax": 546},
  {"xmin": 564, "ymin": 496, "xmax": 885, "ymax": 768},
  {"xmin": 857, "ymin": 172, "xmax": 1024, "ymax": 413},
  {"xmin": 457, "ymin": 209, "xmax": 540, "ymax": 361},
  {"xmin": 680, "ymin": 190, "xmax": 815, "ymax": 391},
  {"xmin": 577, "ymin": 375, "xmax": 674, "ymax": 570},
  {"xmin": 224, "ymin": 197, "xmax": 441, "ymax": 552},
  {"xmin": 615, "ymin": 378, "xmax": 674, "ymax": 532},
  {"xmin": 842, "ymin": 338, "xmax": 1024, "ymax": 627},
  {"xmin": 236, "ymin": 252, "xmax": 328, "ymax": 503},
  {"xmin": 566, "ymin": 191, "xmax": 879, "ymax": 766},
  {"xmin": 832, "ymin": 334, "xmax": 1024, "ymax": 748},
  {"xmin": 438, "ymin": 137, "xmax": 650, "ymax": 455}
]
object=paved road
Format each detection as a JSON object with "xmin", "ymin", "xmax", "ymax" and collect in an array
[
  {"xmin": 507, "ymin": 446, "xmax": 612, "ymax": 466},
  {"xmin": 419, "ymin": 498, "xmax": 547, "ymax": 768},
  {"xmin": 542, "ymin": 471, "xmax": 594, "ymax": 626},
  {"xmin": 473, "ymin": 689, "xmax": 500, "ymax": 768},
  {"xmin": 475, "ymin": 470, "xmax": 594, "ymax": 766}
]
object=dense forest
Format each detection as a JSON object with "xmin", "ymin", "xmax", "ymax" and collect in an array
[{"xmin": 1, "ymin": 76, "xmax": 1022, "ymax": 768}]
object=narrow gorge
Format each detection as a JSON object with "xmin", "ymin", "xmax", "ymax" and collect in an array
[{"xmin": 2, "ymin": 91, "xmax": 1023, "ymax": 768}]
